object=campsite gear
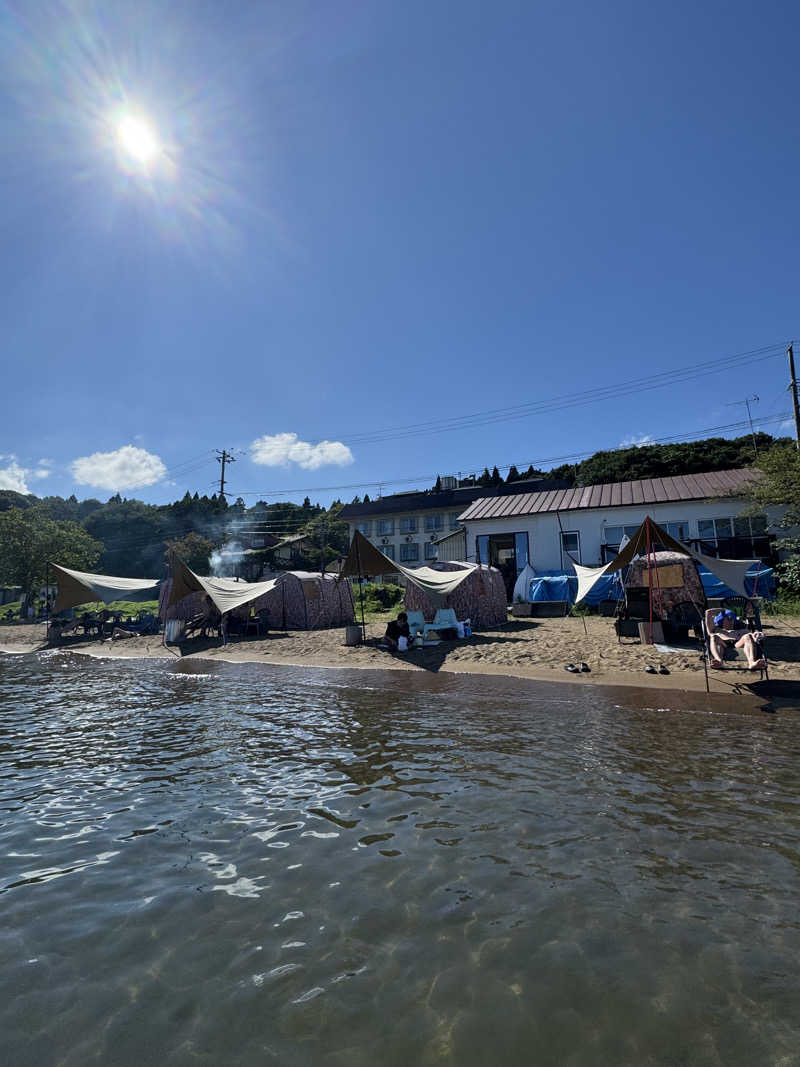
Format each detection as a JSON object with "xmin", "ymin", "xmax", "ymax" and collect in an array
[
  {"xmin": 702, "ymin": 608, "xmax": 769, "ymax": 682},
  {"xmin": 638, "ymin": 621, "xmax": 664, "ymax": 644},
  {"xmin": 397, "ymin": 636, "xmax": 408, "ymax": 652},
  {"xmin": 165, "ymin": 620, "xmax": 185, "ymax": 644},
  {"xmin": 464, "ymin": 620, "xmax": 472, "ymax": 637},
  {"xmin": 345, "ymin": 624, "xmax": 361, "ymax": 646},
  {"xmin": 51, "ymin": 563, "xmax": 161, "ymax": 614},
  {"xmin": 456, "ymin": 622, "xmax": 465, "ymax": 638},
  {"xmin": 405, "ymin": 611, "xmax": 426, "ymax": 636},
  {"xmin": 565, "ymin": 664, "xmax": 580, "ymax": 673},
  {"xmin": 413, "ymin": 635, "xmax": 424, "ymax": 648},
  {"xmin": 721, "ymin": 596, "xmax": 762, "ymax": 629}
]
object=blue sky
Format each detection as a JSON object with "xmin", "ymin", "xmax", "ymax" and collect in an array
[{"xmin": 1, "ymin": 0, "xmax": 797, "ymax": 506}]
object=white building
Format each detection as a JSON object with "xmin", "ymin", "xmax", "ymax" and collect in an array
[{"xmin": 456, "ymin": 469, "xmax": 774, "ymax": 590}]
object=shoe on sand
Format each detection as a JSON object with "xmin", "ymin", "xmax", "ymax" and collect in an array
[
  {"xmin": 565, "ymin": 663, "xmax": 580, "ymax": 673},
  {"xmin": 579, "ymin": 662, "xmax": 591, "ymax": 672},
  {"xmin": 658, "ymin": 665, "xmax": 669, "ymax": 675},
  {"xmin": 645, "ymin": 665, "xmax": 657, "ymax": 674}
]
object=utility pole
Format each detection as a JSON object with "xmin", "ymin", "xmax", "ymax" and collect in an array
[
  {"xmin": 788, "ymin": 344, "xmax": 800, "ymax": 451},
  {"xmin": 727, "ymin": 395, "xmax": 760, "ymax": 458},
  {"xmin": 215, "ymin": 449, "xmax": 236, "ymax": 499}
]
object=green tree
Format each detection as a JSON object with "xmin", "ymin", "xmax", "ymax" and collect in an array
[
  {"xmin": 750, "ymin": 443, "xmax": 800, "ymax": 596},
  {"xmin": 165, "ymin": 532, "xmax": 216, "ymax": 573},
  {"xmin": 0, "ymin": 508, "xmax": 103, "ymax": 594}
]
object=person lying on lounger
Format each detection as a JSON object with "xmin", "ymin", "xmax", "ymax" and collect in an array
[{"xmin": 708, "ymin": 609, "xmax": 765, "ymax": 671}]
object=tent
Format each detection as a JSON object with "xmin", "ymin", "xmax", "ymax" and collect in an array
[
  {"xmin": 404, "ymin": 561, "xmax": 507, "ymax": 629},
  {"xmin": 52, "ymin": 563, "xmax": 161, "ymax": 614},
  {"xmin": 161, "ymin": 558, "xmax": 354, "ymax": 630},
  {"xmin": 249, "ymin": 571, "xmax": 355, "ymax": 630},
  {"xmin": 574, "ymin": 516, "xmax": 755, "ymax": 607},
  {"xmin": 340, "ymin": 531, "xmax": 506, "ymax": 629}
]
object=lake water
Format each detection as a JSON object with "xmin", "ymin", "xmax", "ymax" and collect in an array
[{"xmin": 2, "ymin": 650, "xmax": 799, "ymax": 1066}]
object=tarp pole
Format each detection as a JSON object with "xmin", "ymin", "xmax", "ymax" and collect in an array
[
  {"xmin": 355, "ymin": 536, "xmax": 366, "ymax": 642},
  {"xmin": 46, "ymin": 560, "xmax": 50, "ymax": 643}
]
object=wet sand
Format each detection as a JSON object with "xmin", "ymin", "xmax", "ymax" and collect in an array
[{"xmin": 3, "ymin": 614, "xmax": 800, "ymax": 705}]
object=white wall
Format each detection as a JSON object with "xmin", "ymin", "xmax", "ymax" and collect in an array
[
  {"xmin": 346, "ymin": 507, "xmax": 462, "ymax": 565},
  {"xmin": 464, "ymin": 496, "xmax": 775, "ymax": 571}
]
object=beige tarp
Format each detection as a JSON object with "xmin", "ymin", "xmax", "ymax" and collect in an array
[
  {"xmin": 166, "ymin": 555, "xmax": 278, "ymax": 616},
  {"xmin": 574, "ymin": 516, "xmax": 755, "ymax": 603},
  {"xmin": 339, "ymin": 530, "xmax": 476, "ymax": 605},
  {"xmin": 52, "ymin": 563, "xmax": 161, "ymax": 613}
]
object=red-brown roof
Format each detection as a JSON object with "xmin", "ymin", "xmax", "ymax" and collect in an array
[{"xmin": 457, "ymin": 468, "xmax": 760, "ymax": 522}]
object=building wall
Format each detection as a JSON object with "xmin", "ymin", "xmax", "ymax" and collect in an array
[
  {"xmin": 463, "ymin": 497, "xmax": 778, "ymax": 571},
  {"xmin": 346, "ymin": 507, "xmax": 464, "ymax": 566}
]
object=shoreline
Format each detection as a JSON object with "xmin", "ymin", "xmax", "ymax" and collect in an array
[{"xmin": 3, "ymin": 616, "xmax": 799, "ymax": 710}]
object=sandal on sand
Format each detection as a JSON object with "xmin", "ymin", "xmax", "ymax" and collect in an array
[
  {"xmin": 579, "ymin": 662, "xmax": 591, "ymax": 673},
  {"xmin": 658, "ymin": 665, "xmax": 669, "ymax": 675},
  {"xmin": 645, "ymin": 665, "xmax": 657, "ymax": 674},
  {"xmin": 710, "ymin": 660, "xmax": 724, "ymax": 669},
  {"xmin": 749, "ymin": 659, "xmax": 767, "ymax": 671},
  {"xmin": 565, "ymin": 664, "xmax": 580, "ymax": 673}
]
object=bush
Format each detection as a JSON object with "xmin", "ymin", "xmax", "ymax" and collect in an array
[{"xmin": 350, "ymin": 581, "xmax": 404, "ymax": 617}]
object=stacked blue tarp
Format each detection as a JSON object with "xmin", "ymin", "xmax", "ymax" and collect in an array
[{"xmin": 527, "ymin": 566, "xmax": 774, "ymax": 606}]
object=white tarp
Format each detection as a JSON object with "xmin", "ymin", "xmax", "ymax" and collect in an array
[
  {"xmin": 167, "ymin": 556, "xmax": 279, "ymax": 616},
  {"xmin": 574, "ymin": 517, "xmax": 755, "ymax": 603},
  {"xmin": 340, "ymin": 531, "xmax": 476, "ymax": 605},
  {"xmin": 512, "ymin": 563, "xmax": 537, "ymax": 604},
  {"xmin": 52, "ymin": 563, "xmax": 160, "ymax": 613}
]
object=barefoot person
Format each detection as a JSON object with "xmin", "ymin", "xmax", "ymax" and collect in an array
[{"xmin": 708, "ymin": 609, "xmax": 766, "ymax": 671}]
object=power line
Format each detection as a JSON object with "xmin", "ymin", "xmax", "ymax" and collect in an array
[{"xmin": 224, "ymin": 411, "xmax": 792, "ymax": 499}]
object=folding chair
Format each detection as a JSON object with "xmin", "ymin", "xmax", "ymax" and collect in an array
[
  {"xmin": 423, "ymin": 608, "xmax": 458, "ymax": 638},
  {"xmin": 702, "ymin": 608, "xmax": 769, "ymax": 681}
]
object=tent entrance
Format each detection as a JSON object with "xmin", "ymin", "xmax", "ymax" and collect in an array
[{"xmin": 476, "ymin": 533, "xmax": 529, "ymax": 601}]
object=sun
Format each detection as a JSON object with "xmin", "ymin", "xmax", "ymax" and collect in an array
[{"xmin": 116, "ymin": 114, "xmax": 159, "ymax": 164}]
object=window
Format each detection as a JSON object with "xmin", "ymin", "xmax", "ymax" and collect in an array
[
  {"xmin": 381, "ymin": 544, "xmax": 395, "ymax": 560},
  {"xmin": 377, "ymin": 519, "xmax": 394, "ymax": 535},
  {"xmin": 355, "ymin": 521, "xmax": 372, "ymax": 536},
  {"xmin": 666, "ymin": 521, "xmax": 689, "ymax": 541},
  {"xmin": 449, "ymin": 512, "xmax": 461, "ymax": 530},
  {"xmin": 698, "ymin": 517, "xmax": 733, "ymax": 541},
  {"xmin": 560, "ymin": 531, "xmax": 581, "ymax": 565},
  {"xmin": 400, "ymin": 543, "xmax": 419, "ymax": 562},
  {"xmin": 424, "ymin": 513, "xmax": 443, "ymax": 532},
  {"xmin": 603, "ymin": 524, "xmax": 641, "ymax": 545},
  {"xmin": 399, "ymin": 517, "xmax": 417, "ymax": 533},
  {"xmin": 424, "ymin": 541, "xmax": 437, "ymax": 559}
]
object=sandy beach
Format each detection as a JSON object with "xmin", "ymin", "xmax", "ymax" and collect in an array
[{"xmin": 3, "ymin": 613, "xmax": 800, "ymax": 705}]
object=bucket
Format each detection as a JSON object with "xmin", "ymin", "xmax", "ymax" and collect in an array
[
  {"xmin": 397, "ymin": 636, "xmax": 408, "ymax": 652},
  {"xmin": 345, "ymin": 624, "xmax": 362, "ymax": 646}
]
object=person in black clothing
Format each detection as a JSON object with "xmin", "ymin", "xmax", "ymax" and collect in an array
[{"xmin": 383, "ymin": 611, "xmax": 411, "ymax": 650}]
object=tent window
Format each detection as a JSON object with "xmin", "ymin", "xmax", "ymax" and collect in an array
[
  {"xmin": 400, "ymin": 543, "xmax": 419, "ymax": 562},
  {"xmin": 400, "ymin": 517, "xmax": 417, "ymax": 533},
  {"xmin": 377, "ymin": 519, "xmax": 394, "ymax": 535}
]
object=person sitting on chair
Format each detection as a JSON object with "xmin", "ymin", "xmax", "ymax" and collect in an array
[
  {"xmin": 709, "ymin": 609, "xmax": 766, "ymax": 671},
  {"xmin": 383, "ymin": 611, "xmax": 411, "ymax": 650}
]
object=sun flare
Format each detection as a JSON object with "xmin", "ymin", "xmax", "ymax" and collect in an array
[{"xmin": 116, "ymin": 114, "xmax": 159, "ymax": 163}]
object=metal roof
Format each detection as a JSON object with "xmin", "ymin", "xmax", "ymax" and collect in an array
[
  {"xmin": 337, "ymin": 478, "xmax": 572, "ymax": 519},
  {"xmin": 457, "ymin": 468, "xmax": 760, "ymax": 522}
]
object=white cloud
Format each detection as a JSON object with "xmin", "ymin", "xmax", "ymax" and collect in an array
[
  {"xmin": 70, "ymin": 445, "xmax": 167, "ymax": 490},
  {"xmin": 0, "ymin": 457, "xmax": 30, "ymax": 494},
  {"xmin": 33, "ymin": 468, "xmax": 51, "ymax": 480},
  {"xmin": 620, "ymin": 433, "xmax": 655, "ymax": 448},
  {"xmin": 250, "ymin": 432, "xmax": 354, "ymax": 470}
]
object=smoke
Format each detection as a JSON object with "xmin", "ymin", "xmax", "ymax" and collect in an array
[{"xmin": 209, "ymin": 540, "xmax": 244, "ymax": 578}]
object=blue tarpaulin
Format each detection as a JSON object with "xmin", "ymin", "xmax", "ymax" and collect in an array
[{"xmin": 527, "ymin": 566, "xmax": 774, "ymax": 606}]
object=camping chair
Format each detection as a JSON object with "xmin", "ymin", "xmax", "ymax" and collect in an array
[
  {"xmin": 423, "ymin": 608, "xmax": 459, "ymax": 638},
  {"xmin": 721, "ymin": 596, "xmax": 762, "ymax": 630},
  {"xmin": 666, "ymin": 601, "xmax": 704, "ymax": 642},
  {"xmin": 405, "ymin": 611, "xmax": 426, "ymax": 637},
  {"xmin": 246, "ymin": 609, "xmax": 270, "ymax": 638},
  {"xmin": 702, "ymin": 608, "xmax": 768, "ymax": 681}
]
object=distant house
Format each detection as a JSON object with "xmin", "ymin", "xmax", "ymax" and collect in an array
[{"xmin": 273, "ymin": 533, "xmax": 316, "ymax": 565}]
